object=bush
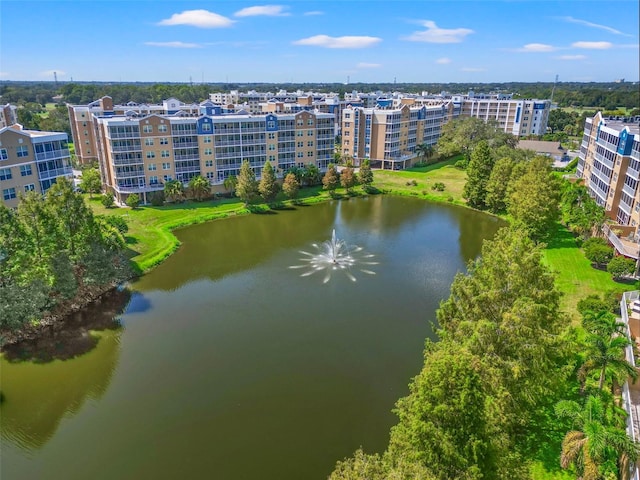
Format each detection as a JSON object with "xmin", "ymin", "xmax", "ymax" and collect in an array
[
  {"xmin": 149, "ymin": 191, "xmax": 165, "ymax": 206},
  {"xmin": 103, "ymin": 215, "xmax": 129, "ymax": 234},
  {"xmin": 431, "ymin": 182, "xmax": 446, "ymax": 191},
  {"xmin": 101, "ymin": 193, "xmax": 115, "ymax": 208},
  {"xmin": 577, "ymin": 294, "xmax": 610, "ymax": 316},
  {"xmin": 405, "ymin": 180, "xmax": 418, "ymax": 187},
  {"xmin": 607, "ymin": 256, "xmax": 635, "ymax": 280},
  {"xmin": 126, "ymin": 193, "xmax": 140, "ymax": 209},
  {"xmin": 454, "ymin": 159, "xmax": 468, "ymax": 170},
  {"xmin": 447, "ymin": 196, "xmax": 454, "ymax": 202}
]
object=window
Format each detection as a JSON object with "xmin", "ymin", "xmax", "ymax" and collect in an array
[
  {"xmin": 149, "ymin": 175, "xmax": 159, "ymax": 184},
  {"xmin": 145, "ymin": 138, "xmax": 154, "ymax": 146},
  {"xmin": 344, "ymin": 131, "xmax": 350, "ymax": 136},
  {"xmin": 146, "ymin": 151, "xmax": 156, "ymax": 159},
  {"xmin": 297, "ymin": 152, "xmax": 304, "ymax": 158},
  {"xmin": 206, "ymin": 172, "xmax": 215, "ymax": 180},
  {"xmin": 163, "ymin": 174, "xmax": 172, "ymax": 181},
  {"xmin": 307, "ymin": 141, "xmax": 314, "ymax": 147},
  {"xmin": 148, "ymin": 163, "xmax": 157, "ymax": 171},
  {"xmin": 24, "ymin": 184, "xmax": 35, "ymax": 192},
  {"xmin": 268, "ymin": 155, "xmax": 275, "ymax": 162},
  {"xmin": 345, "ymin": 113, "xmax": 351, "ymax": 119},
  {"xmin": 344, "ymin": 122, "xmax": 351, "ymax": 128},
  {"xmin": 268, "ymin": 133, "xmax": 275, "ymax": 140},
  {"xmin": 307, "ymin": 130, "xmax": 314, "ymax": 136},
  {"xmin": 143, "ymin": 125, "xmax": 153, "ymax": 133},
  {"xmin": 20, "ymin": 164, "xmax": 32, "ymax": 176},
  {"xmin": 297, "ymin": 131, "xmax": 304, "ymax": 137},
  {"xmin": 307, "ymin": 151, "xmax": 314, "ymax": 157},
  {"xmin": 203, "ymin": 136, "xmax": 212, "ymax": 143},
  {"xmin": 201, "ymin": 148, "xmax": 211, "ymax": 155},
  {"xmin": 162, "ymin": 162, "xmax": 171, "ymax": 170},
  {"xmin": 158, "ymin": 125, "xmax": 168, "ymax": 133},
  {"xmin": 307, "ymin": 119, "xmax": 314, "ymax": 126},
  {"xmin": 0, "ymin": 149, "xmax": 7, "ymax": 160},
  {"xmin": 161, "ymin": 150, "xmax": 170, "ymax": 158},
  {"xmin": 297, "ymin": 120, "xmax": 304, "ymax": 126},
  {"xmin": 267, "ymin": 121, "xmax": 275, "ymax": 129},
  {"xmin": 3, "ymin": 187, "xmax": 16, "ymax": 200},
  {"xmin": 0, "ymin": 168, "xmax": 12, "ymax": 180},
  {"xmin": 160, "ymin": 137, "xmax": 169, "ymax": 145},
  {"xmin": 205, "ymin": 160, "xmax": 213, "ymax": 167},
  {"xmin": 297, "ymin": 142, "xmax": 304, "ymax": 148},
  {"xmin": 202, "ymin": 123, "xmax": 212, "ymax": 132},
  {"xmin": 16, "ymin": 146, "xmax": 28, "ymax": 157},
  {"xmin": 268, "ymin": 144, "xmax": 275, "ymax": 151}
]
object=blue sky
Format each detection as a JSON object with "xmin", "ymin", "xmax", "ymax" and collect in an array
[{"xmin": 1, "ymin": 0, "xmax": 638, "ymax": 83}]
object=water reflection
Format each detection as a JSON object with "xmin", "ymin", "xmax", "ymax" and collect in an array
[{"xmin": 0, "ymin": 289, "xmax": 131, "ymax": 450}]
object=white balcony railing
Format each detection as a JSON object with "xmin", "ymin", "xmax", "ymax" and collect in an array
[
  {"xmin": 35, "ymin": 148, "xmax": 70, "ymax": 161},
  {"xmin": 603, "ymin": 224, "xmax": 639, "ymax": 259}
]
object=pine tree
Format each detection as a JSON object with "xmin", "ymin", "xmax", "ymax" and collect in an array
[
  {"xmin": 462, "ymin": 140, "xmax": 494, "ymax": 209},
  {"xmin": 282, "ymin": 172, "xmax": 300, "ymax": 200},
  {"xmin": 258, "ymin": 160, "xmax": 279, "ymax": 203},
  {"xmin": 358, "ymin": 159, "xmax": 374, "ymax": 191},
  {"xmin": 236, "ymin": 160, "xmax": 258, "ymax": 205},
  {"xmin": 322, "ymin": 163, "xmax": 340, "ymax": 195}
]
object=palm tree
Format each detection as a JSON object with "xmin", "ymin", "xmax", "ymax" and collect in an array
[
  {"xmin": 555, "ymin": 395, "xmax": 639, "ymax": 479},
  {"xmin": 416, "ymin": 143, "xmax": 433, "ymax": 164},
  {"xmin": 579, "ymin": 334, "xmax": 638, "ymax": 391},
  {"xmin": 163, "ymin": 179, "xmax": 184, "ymax": 203},
  {"xmin": 582, "ymin": 310, "xmax": 627, "ymax": 338},
  {"xmin": 188, "ymin": 175, "xmax": 210, "ymax": 201},
  {"xmin": 303, "ymin": 164, "xmax": 321, "ymax": 187},
  {"xmin": 223, "ymin": 174, "xmax": 237, "ymax": 195}
]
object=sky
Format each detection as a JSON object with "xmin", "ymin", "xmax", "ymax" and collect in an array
[{"xmin": 1, "ymin": 0, "xmax": 638, "ymax": 84}]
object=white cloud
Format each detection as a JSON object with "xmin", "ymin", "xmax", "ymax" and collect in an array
[
  {"xmin": 145, "ymin": 41, "xmax": 202, "ymax": 48},
  {"xmin": 572, "ymin": 41, "xmax": 613, "ymax": 49},
  {"xmin": 158, "ymin": 10, "xmax": 234, "ymax": 28},
  {"xmin": 234, "ymin": 5, "xmax": 289, "ymax": 17},
  {"xmin": 293, "ymin": 35, "xmax": 381, "ymax": 49},
  {"xmin": 516, "ymin": 43, "xmax": 557, "ymax": 52},
  {"xmin": 356, "ymin": 62, "xmax": 381, "ymax": 68},
  {"xmin": 40, "ymin": 70, "xmax": 66, "ymax": 77},
  {"xmin": 460, "ymin": 67, "xmax": 485, "ymax": 72},
  {"xmin": 404, "ymin": 20, "xmax": 473, "ymax": 43},
  {"xmin": 436, "ymin": 57, "xmax": 452, "ymax": 64},
  {"xmin": 0, "ymin": 72, "xmax": 9, "ymax": 78},
  {"xmin": 304, "ymin": 11, "xmax": 324, "ymax": 16},
  {"xmin": 555, "ymin": 54, "xmax": 587, "ymax": 60},
  {"xmin": 558, "ymin": 16, "xmax": 630, "ymax": 36}
]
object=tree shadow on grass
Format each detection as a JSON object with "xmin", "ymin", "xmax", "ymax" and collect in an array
[{"xmin": 546, "ymin": 223, "xmax": 580, "ymax": 250}]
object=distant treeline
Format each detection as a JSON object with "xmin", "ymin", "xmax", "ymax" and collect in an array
[{"xmin": 0, "ymin": 81, "xmax": 638, "ymax": 109}]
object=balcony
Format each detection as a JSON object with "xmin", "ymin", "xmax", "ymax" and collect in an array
[
  {"xmin": 603, "ymin": 224, "xmax": 639, "ymax": 259},
  {"xmin": 38, "ymin": 166, "xmax": 73, "ymax": 181},
  {"xmin": 113, "ymin": 157, "xmax": 144, "ymax": 166},
  {"xmin": 175, "ymin": 165, "xmax": 200, "ymax": 174},
  {"xmin": 173, "ymin": 141, "xmax": 199, "ymax": 149},
  {"xmin": 174, "ymin": 154, "xmax": 200, "ymax": 161},
  {"xmin": 111, "ymin": 144, "xmax": 142, "ymax": 152},
  {"xmin": 623, "ymin": 183, "xmax": 637, "ymax": 198},
  {"xmin": 35, "ymin": 148, "xmax": 70, "ymax": 161}
]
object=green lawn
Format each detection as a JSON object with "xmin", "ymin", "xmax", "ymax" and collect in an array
[{"xmin": 542, "ymin": 223, "xmax": 631, "ymax": 320}]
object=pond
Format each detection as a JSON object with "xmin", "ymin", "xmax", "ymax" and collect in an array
[{"xmin": 1, "ymin": 195, "xmax": 503, "ymax": 480}]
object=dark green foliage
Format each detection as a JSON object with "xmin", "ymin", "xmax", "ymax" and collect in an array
[
  {"xmin": 606, "ymin": 256, "xmax": 635, "ymax": 280},
  {"xmin": 431, "ymin": 182, "xmax": 445, "ymax": 191},
  {"xmin": 101, "ymin": 192, "xmax": 115, "ymax": 208},
  {"xmin": 561, "ymin": 182, "xmax": 605, "ymax": 240},
  {"xmin": 125, "ymin": 193, "xmax": 141, "ymax": 209},
  {"xmin": 463, "ymin": 140, "xmax": 494, "ymax": 209},
  {"xmin": 583, "ymin": 239, "xmax": 614, "ymax": 267},
  {"xmin": 485, "ymin": 157, "xmax": 514, "ymax": 214},
  {"xmin": 80, "ymin": 168, "xmax": 102, "ymax": 198},
  {"xmin": 258, "ymin": 160, "xmax": 279, "ymax": 203},
  {"xmin": 164, "ymin": 179, "xmax": 185, "ymax": 203},
  {"xmin": 0, "ymin": 278, "xmax": 49, "ymax": 330},
  {"xmin": 188, "ymin": 175, "xmax": 211, "ymax": 201},
  {"xmin": 100, "ymin": 215, "xmax": 129, "ymax": 234},
  {"xmin": 149, "ymin": 191, "xmax": 165, "ymax": 206},
  {"xmin": 577, "ymin": 294, "xmax": 611, "ymax": 316},
  {"xmin": 302, "ymin": 164, "xmax": 322, "ymax": 186},
  {"xmin": 50, "ymin": 252, "xmax": 78, "ymax": 300}
]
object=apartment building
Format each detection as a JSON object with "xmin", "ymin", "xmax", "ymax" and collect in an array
[
  {"xmin": 92, "ymin": 110, "xmax": 334, "ymax": 204},
  {"xmin": 0, "ymin": 104, "xmax": 18, "ymax": 129},
  {"xmin": 341, "ymin": 103, "xmax": 449, "ymax": 169},
  {"xmin": 0, "ymin": 124, "xmax": 73, "ymax": 208},
  {"xmin": 68, "ymin": 96, "xmax": 202, "ymax": 164}
]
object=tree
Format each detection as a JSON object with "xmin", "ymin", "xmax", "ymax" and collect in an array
[
  {"xmin": 340, "ymin": 164, "xmax": 357, "ymax": 193},
  {"xmin": 579, "ymin": 334, "xmax": 637, "ymax": 391},
  {"xmin": 507, "ymin": 156, "xmax": 560, "ymax": 241},
  {"xmin": 463, "ymin": 140, "xmax": 494, "ymax": 209},
  {"xmin": 303, "ymin": 164, "xmax": 322, "ymax": 187},
  {"xmin": 583, "ymin": 238, "xmax": 614, "ymax": 268},
  {"xmin": 282, "ymin": 172, "xmax": 300, "ymax": 200},
  {"xmin": 47, "ymin": 178, "xmax": 94, "ymax": 257},
  {"xmin": 358, "ymin": 159, "xmax": 374, "ymax": 191},
  {"xmin": 164, "ymin": 179, "xmax": 185, "ymax": 203},
  {"xmin": 607, "ymin": 256, "xmax": 635, "ymax": 280},
  {"xmin": 188, "ymin": 175, "xmax": 210, "ymax": 201},
  {"xmin": 555, "ymin": 396, "xmax": 639, "ymax": 479},
  {"xmin": 126, "ymin": 193, "xmax": 140, "ymax": 209},
  {"xmin": 416, "ymin": 143, "xmax": 434, "ymax": 164},
  {"xmin": 223, "ymin": 175, "xmax": 237, "ymax": 195},
  {"xmin": 322, "ymin": 163, "xmax": 340, "ymax": 196},
  {"xmin": 236, "ymin": 160, "xmax": 258, "ymax": 205},
  {"xmin": 80, "ymin": 168, "xmax": 102, "ymax": 198},
  {"xmin": 484, "ymin": 157, "xmax": 514, "ymax": 214},
  {"xmin": 258, "ymin": 160, "xmax": 279, "ymax": 204},
  {"xmin": 437, "ymin": 117, "xmax": 489, "ymax": 161},
  {"xmin": 101, "ymin": 192, "xmax": 115, "ymax": 208}
]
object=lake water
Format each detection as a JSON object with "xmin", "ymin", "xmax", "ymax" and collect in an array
[{"xmin": 1, "ymin": 196, "xmax": 503, "ymax": 480}]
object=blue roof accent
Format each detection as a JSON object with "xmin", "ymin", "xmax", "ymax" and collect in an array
[{"xmin": 266, "ymin": 114, "xmax": 279, "ymax": 132}]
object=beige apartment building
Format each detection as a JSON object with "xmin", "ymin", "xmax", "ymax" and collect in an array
[
  {"xmin": 340, "ymin": 103, "xmax": 450, "ymax": 169},
  {"xmin": 0, "ymin": 104, "xmax": 18, "ymax": 129},
  {"xmin": 92, "ymin": 110, "xmax": 334, "ymax": 204},
  {"xmin": 0, "ymin": 125, "xmax": 73, "ymax": 208},
  {"xmin": 577, "ymin": 112, "xmax": 640, "ymax": 258}
]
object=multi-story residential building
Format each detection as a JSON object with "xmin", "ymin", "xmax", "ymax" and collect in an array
[
  {"xmin": 341, "ymin": 103, "xmax": 450, "ymax": 169},
  {"xmin": 577, "ymin": 112, "xmax": 640, "ymax": 258},
  {"xmin": 1, "ymin": 104, "xmax": 18, "ymax": 129},
  {"xmin": 92, "ymin": 109, "xmax": 334, "ymax": 204},
  {"xmin": 0, "ymin": 124, "xmax": 73, "ymax": 208}
]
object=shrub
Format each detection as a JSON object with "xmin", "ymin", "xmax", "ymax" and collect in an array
[
  {"xmin": 103, "ymin": 215, "xmax": 129, "ymax": 234},
  {"xmin": 126, "ymin": 193, "xmax": 140, "ymax": 209},
  {"xmin": 607, "ymin": 256, "xmax": 635, "ymax": 280},
  {"xmin": 454, "ymin": 159, "xmax": 468, "ymax": 170},
  {"xmin": 101, "ymin": 193, "xmax": 115, "ymax": 208},
  {"xmin": 577, "ymin": 294, "xmax": 610, "ymax": 316},
  {"xmin": 431, "ymin": 182, "xmax": 446, "ymax": 191},
  {"xmin": 149, "ymin": 191, "xmax": 165, "ymax": 206},
  {"xmin": 447, "ymin": 196, "xmax": 454, "ymax": 202}
]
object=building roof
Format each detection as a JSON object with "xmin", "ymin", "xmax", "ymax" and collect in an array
[{"xmin": 517, "ymin": 140, "xmax": 566, "ymax": 155}]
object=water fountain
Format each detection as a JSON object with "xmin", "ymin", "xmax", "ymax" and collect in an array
[{"xmin": 290, "ymin": 229, "xmax": 378, "ymax": 283}]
